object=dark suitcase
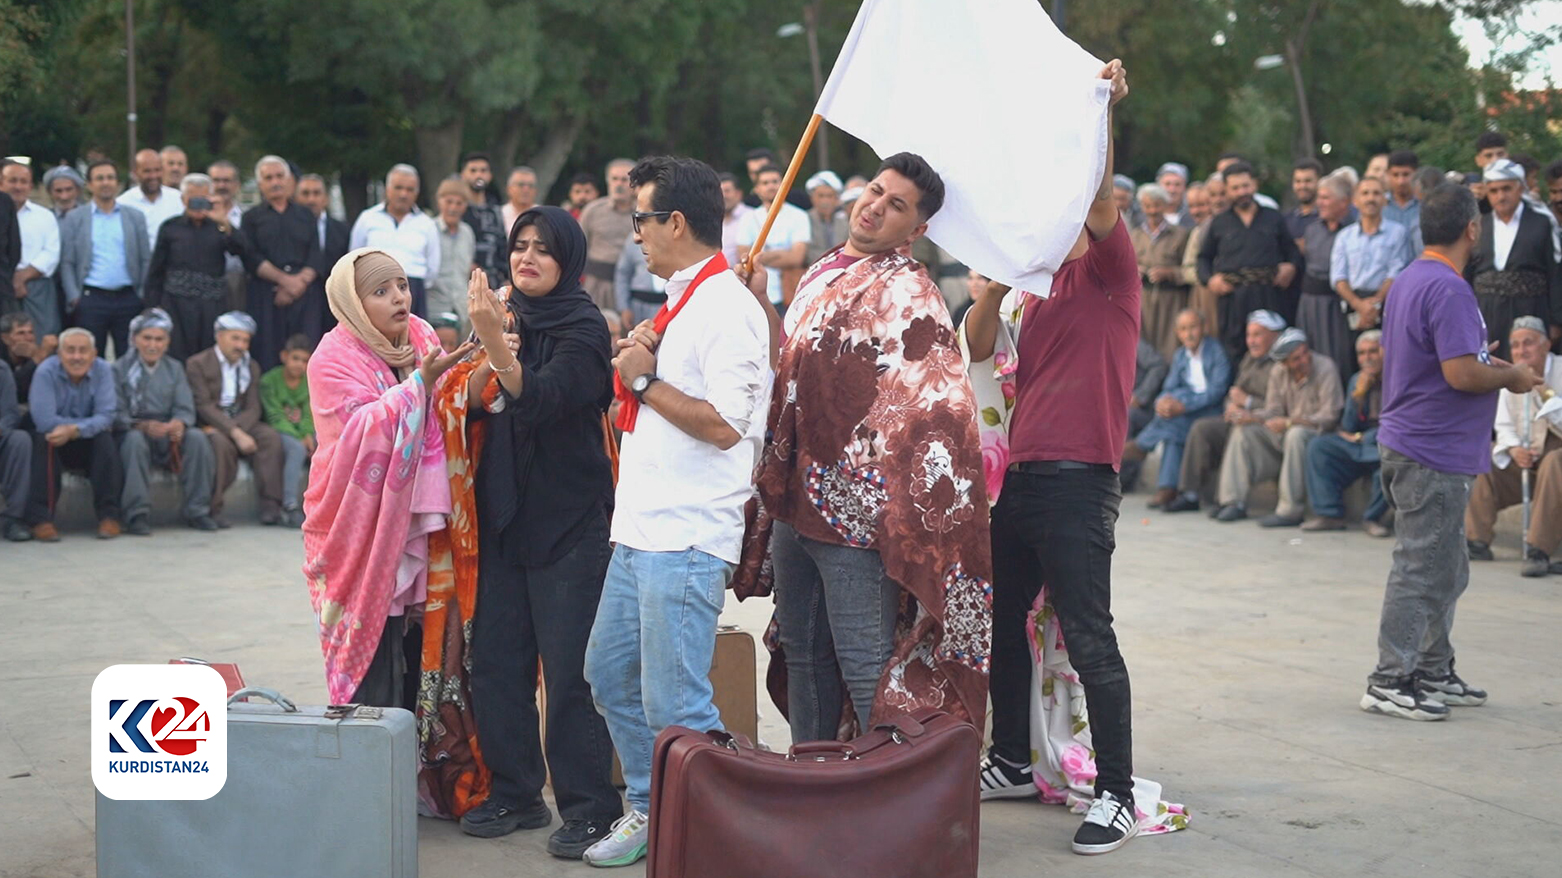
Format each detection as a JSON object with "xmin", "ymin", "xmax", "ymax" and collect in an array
[{"xmin": 646, "ymin": 708, "xmax": 980, "ymax": 878}]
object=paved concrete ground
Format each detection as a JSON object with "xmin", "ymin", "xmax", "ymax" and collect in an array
[{"xmin": 4, "ymin": 503, "xmax": 1559, "ymax": 878}]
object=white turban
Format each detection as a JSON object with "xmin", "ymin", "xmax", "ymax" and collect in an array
[
  {"xmin": 806, "ymin": 170, "xmax": 843, "ymax": 194},
  {"xmin": 1156, "ymin": 162, "xmax": 1190, "ymax": 182},
  {"xmin": 214, "ymin": 311, "xmax": 257, "ymax": 336},
  {"xmin": 129, "ymin": 308, "xmax": 174, "ymax": 337},
  {"xmin": 1270, "ymin": 327, "xmax": 1308, "ymax": 360},
  {"xmin": 1247, "ymin": 309, "xmax": 1286, "ymax": 332},
  {"xmin": 1482, "ymin": 158, "xmax": 1525, "ymax": 187}
]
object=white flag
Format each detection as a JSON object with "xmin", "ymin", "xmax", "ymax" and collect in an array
[{"xmin": 816, "ymin": 0, "xmax": 1111, "ymax": 295}]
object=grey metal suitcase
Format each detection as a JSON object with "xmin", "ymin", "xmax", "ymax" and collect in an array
[{"xmin": 96, "ymin": 687, "xmax": 418, "ymax": 878}]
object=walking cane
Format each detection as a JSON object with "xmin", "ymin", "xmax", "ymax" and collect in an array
[{"xmin": 1523, "ymin": 392, "xmax": 1532, "ymax": 560}]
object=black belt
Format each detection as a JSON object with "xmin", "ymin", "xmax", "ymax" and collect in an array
[
  {"xmin": 84, "ymin": 285, "xmax": 135, "ymax": 295},
  {"xmin": 1301, "ymin": 274, "xmax": 1335, "ymax": 297},
  {"xmin": 1008, "ymin": 460, "xmax": 1116, "ymax": 475},
  {"xmin": 629, "ymin": 289, "xmax": 667, "ymax": 305},
  {"xmin": 584, "ymin": 260, "xmax": 616, "ymax": 282}
]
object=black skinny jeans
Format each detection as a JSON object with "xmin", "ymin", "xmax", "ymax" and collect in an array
[
  {"xmin": 469, "ymin": 512, "xmax": 621, "ymax": 822},
  {"xmin": 989, "ymin": 465, "xmax": 1135, "ymax": 803}
]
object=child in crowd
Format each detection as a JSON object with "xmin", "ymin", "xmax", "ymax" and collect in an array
[
  {"xmin": 430, "ymin": 311, "xmax": 464, "ymax": 352},
  {"xmin": 260, "ymin": 334, "xmax": 316, "ymax": 528}
]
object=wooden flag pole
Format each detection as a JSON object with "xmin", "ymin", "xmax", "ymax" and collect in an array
[{"xmin": 741, "ymin": 113, "xmax": 824, "ymax": 275}]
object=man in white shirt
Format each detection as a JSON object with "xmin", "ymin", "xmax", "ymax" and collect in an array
[
  {"xmin": 1466, "ymin": 317, "xmax": 1562, "ymax": 576},
  {"xmin": 349, "ymin": 164, "xmax": 440, "ymax": 318},
  {"xmin": 582, "ymin": 156, "xmax": 771, "ymax": 869},
  {"xmin": 736, "ymin": 164, "xmax": 811, "ymax": 312},
  {"xmin": 2, "ymin": 161, "xmax": 63, "ymax": 337},
  {"xmin": 117, "ymin": 149, "xmax": 184, "ymax": 251},
  {"xmin": 717, "ymin": 172, "xmax": 753, "ymax": 269}
]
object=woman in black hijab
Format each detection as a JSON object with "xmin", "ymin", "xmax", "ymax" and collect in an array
[{"xmin": 459, "ymin": 205, "xmax": 622, "ymax": 854}]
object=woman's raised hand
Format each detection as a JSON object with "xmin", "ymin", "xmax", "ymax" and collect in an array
[
  {"xmin": 420, "ymin": 341, "xmax": 477, "ymax": 387},
  {"xmin": 467, "ymin": 268, "xmax": 508, "ymax": 350}
]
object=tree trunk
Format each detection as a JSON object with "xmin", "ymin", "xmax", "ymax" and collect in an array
[
  {"xmin": 527, "ymin": 114, "xmax": 586, "ymax": 202},
  {"xmin": 341, "ymin": 167, "xmax": 370, "ymax": 227},
  {"xmin": 493, "ymin": 108, "xmax": 530, "ymax": 174},
  {"xmin": 1284, "ymin": 0, "xmax": 1323, "ymax": 160},
  {"xmin": 804, "ymin": 1, "xmax": 830, "ymax": 171},
  {"xmin": 204, "ymin": 107, "xmax": 227, "ymax": 158},
  {"xmin": 414, "ymin": 116, "xmax": 465, "ymax": 208}
]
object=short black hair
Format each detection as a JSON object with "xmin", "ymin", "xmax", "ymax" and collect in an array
[
  {"xmin": 745, "ymin": 148, "xmax": 776, "ymax": 164},
  {"xmin": 86, "ymin": 159, "xmax": 117, "ymax": 180},
  {"xmin": 458, "ymin": 151, "xmax": 490, "ymax": 171},
  {"xmin": 716, "ymin": 172, "xmax": 739, "ymax": 185},
  {"xmin": 876, "ymin": 151, "xmax": 946, "ymax": 221},
  {"xmin": 1222, "ymin": 160, "xmax": 1257, "ymax": 181},
  {"xmin": 1545, "ymin": 159, "xmax": 1562, "ymax": 184},
  {"xmin": 282, "ymin": 334, "xmax": 314, "ymax": 354},
  {"xmin": 1387, "ymin": 150, "xmax": 1419, "ymax": 170},
  {"xmin": 1420, "ymin": 183, "xmax": 1479, "ymax": 247},
  {"xmin": 1217, "ymin": 151, "xmax": 1245, "ymax": 163},
  {"xmin": 1292, "ymin": 158, "xmax": 1323, "ymax": 176},
  {"xmin": 1412, "ymin": 165, "xmax": 1445, "ymax": 196},
  {"xmin": 754, "ymin": 164, "xmax": 783, "ymax": 180},
  {"xmin": 1475, "ymin": 131, "xmax": 1508, "ymax": 151},
  {"xmin": 1512, "ymin": 153, "xmax": 1539, "ymax": 176},
  {"xmin": 569, "ymin": 172, "xmax": 595, "ymax": 187},
  {"xmin": 0, "ymin": 313, "xmax": 33, "ymax": 334},
  {"xmin": 628, "ymin": 156, "xmax": 724, "ymax": 248}
]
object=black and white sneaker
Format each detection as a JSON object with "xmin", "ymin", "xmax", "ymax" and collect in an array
[
  {"xmin": 1072, "ymin": 790, "xmax": 1138, "ymax": 855},
  {"xmin": 1416, "ymin": 669, "xmax": 1487, "ymax": 706},
  {"xmin": 978, "ymin": 753, "xmax": 1036, "ymax": 801},
  {"xmin": 1360, "ymin": 678, "xmax": 1450, "ymax": 721}
]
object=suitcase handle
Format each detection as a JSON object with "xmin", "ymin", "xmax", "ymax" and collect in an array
[
  {"xmin": 786, "ymin": 741, "xmax": 856, "ymax": 762},
  {"xmin": 227, "ymin": 687, "xmax": 299, "ymax": 712}
]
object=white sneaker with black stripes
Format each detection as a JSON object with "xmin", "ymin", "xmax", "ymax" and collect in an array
[
  {"xmin": 1072, "ymin": 790, "xmax": 1138, "ymax": 855},
  {"xmin": 978, "ymin": 753, "xmax": 1036, "ymax": 800},
  {"xmin": 1360, "ymin": 678, "xmax": 1449, "ymax": 721}
]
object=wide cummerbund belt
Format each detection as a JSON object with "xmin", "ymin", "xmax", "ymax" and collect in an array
[
  {"xmin": 1223, "ymin": 266, "xmax": 1278, "ymax": 286},
  {"xmin": 1473, "ymin": 268, "xmax": 1548, "ymax": 299},
  {"xmin": 1301, "ymin": 274, "xmax": 1335, "ymax": 296},
  {"xmin": 584, "ymin": 259, "xmax": 616, "ymax": 281}
]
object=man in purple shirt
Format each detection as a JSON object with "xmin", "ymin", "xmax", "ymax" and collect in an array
[{"xmin": 1365, "ymin": 184, "xmax": 1541, "ymax": 721}]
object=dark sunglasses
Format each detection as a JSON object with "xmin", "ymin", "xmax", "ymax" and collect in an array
[{"xmin": 632, "ymin": 210, "xmax": 674, "ymax": 234}]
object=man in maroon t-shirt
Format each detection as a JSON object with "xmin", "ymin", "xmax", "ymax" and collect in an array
[{"xmin": 964, "ymin": 58, "xmax": 1143, "ymax": 856}]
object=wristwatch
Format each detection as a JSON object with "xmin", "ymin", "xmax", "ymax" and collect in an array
[{"xmin": 630, "ymin": 374, "xmax": 659, "ymax": 402}]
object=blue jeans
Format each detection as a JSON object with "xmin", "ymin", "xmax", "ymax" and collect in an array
[
  {"xmin": 770, "ymin": 521, "xmax": 899, "ymax": 741},
  {"xmin": 584, "ymin": 544, "xmax": 732, "ymax": 814},
  {"xmin": 1133, "ymin": 405, "xmax": 1220, "ymax": 489},
  {"xmin": 278, "ymin": 433, "xmax": 309, "ymax": 511},
  {"xmin": 1306, "ymin": 433, "xmax": 1387, "ymax": 521}
]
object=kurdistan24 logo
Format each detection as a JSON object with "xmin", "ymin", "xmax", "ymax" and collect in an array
[{"xmin": 107, "ymin": 696, "xmax": 211, "ymax": 757}]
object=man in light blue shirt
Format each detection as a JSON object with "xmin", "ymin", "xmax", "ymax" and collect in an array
[
  {"xmin": 59, "ymin": 160, "xmax": 149, "ymax": 357},
  {"xmin": 1382, "ymin": 150, "xmax": 1421, "ymax": 239},
  {"xmin": 23, "ymin": 327, "xmax": 123, "ymax": 541},
  {"xmin": 1331, "ymin": 176, "xmax": 1414, "ymax": 336}
]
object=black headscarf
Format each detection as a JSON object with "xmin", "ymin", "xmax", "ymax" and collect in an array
[{"xmin": 479, "ymin": 205, "xmax": 614, "ymax": 555}]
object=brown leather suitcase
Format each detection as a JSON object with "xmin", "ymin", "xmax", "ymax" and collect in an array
[{"xmin": 646, "ymin": 708, "xmax": 980, "ymax": 878}]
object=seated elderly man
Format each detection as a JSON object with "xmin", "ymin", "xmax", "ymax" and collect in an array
[
  {"xmin": 1214, "ymin": 327, "xmax": 1343, "ymax": 524},
  {"xmin": 1466, "ymin": 316, "xmax": 1562, "ymax": 576},
  {"xmin": 24, "ymin": 328, "xmax": 123, "ymax": 541},
  {"xmin": 187, "ymin": 311, "xmax": 284, "ymax": 527},
  {"xmin": 0, "ymin": 360, "xmax": 30, "ymax": 541},
  {"xmin": 1124, "ymin": 309, "xmax": 1231, "ymax": 508},
  {"xmin": 0, "ymin": 312, "xmax": 56, "ymax": 416},
  {"xmin": 114, "ymin": 308, "xmax": 218, "ymax": 535},
  {"xmin": 1302, "ymin": 330, "xmax": 1389, "ymax": 535},
  {"xmin": 1164, "ymin": 309, "xmax": 1284, "ymax": 512},
  {"xmin": 1120, "ymin": 338, "xmax": 1169, "ymax": 492}
]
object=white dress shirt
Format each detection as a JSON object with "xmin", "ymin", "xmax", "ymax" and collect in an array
[
  {"xmin": 736, "ymin": 202, "xmax": 811, "ymax": 305},
  {"xmin": 611, "ymin": 254, "xmax": 772, "ymax": 563},
  {"xmin": 721, "ymin": 203, "xmax": 755, "ymax": 267},
  {"xmin": 349, "ymin": 203, "xmax": 441, "ymax": 279},
  {"xmin": 15, "ymin": 200, "xmax": 61, "ymax": 276},
  {"xmin": 219, "ymin": 352, "xmax": 252, "ymax": 410},
  {"xmin": 117, "ymin": 185, "xmax": 185, "ymax": 251},
  {"xmin": 1186, "ymin": 350, "xmax": 1208, "ymax": 396},
  {"xmin": 1492, "ymin": 201, "xmax": 1524, "ymax": 272}
]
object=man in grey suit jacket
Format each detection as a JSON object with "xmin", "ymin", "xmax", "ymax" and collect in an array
[{"xmin": 59, "ymin": 160, "xmax": 150, "ymax": 358}]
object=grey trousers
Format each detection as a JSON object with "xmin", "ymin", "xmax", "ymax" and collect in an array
[
  {"xmin": 279, "ymin": 433, "xmax": 308, "ymax": 511},
  {"xmin": 1218, "ymin": 423, "xmax": 1317, "ymax": 517},
  {"xmin": 770, "ymin": 520, "xmax": 900, "ymax": 741},
  {"xmin": 1371, "ymin": 447, "xmax": 1473, "ymax": 684},
  {"xmin": 120, "ymin": 428, "xmax": 215, "ymax": 522},
  {"xmin": 20, "ymin": 277, "xmax": 61, "ymax": 338},
  {"xmin": 0, "ymin": 429, "xmax": 29, "ymax": 523}
]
